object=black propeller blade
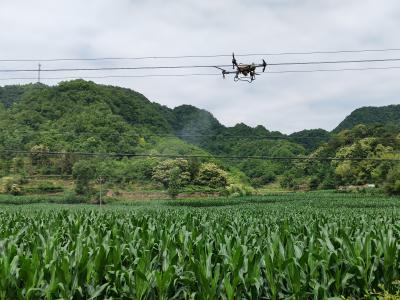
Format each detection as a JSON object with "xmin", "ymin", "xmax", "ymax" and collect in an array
[
  {"xmin": 232, "ymin": 53, "xmax": 237, "ymax": 69},
  {"xmin": 262, "ymin": 59, "xmax": 267, "ymax": 72}
]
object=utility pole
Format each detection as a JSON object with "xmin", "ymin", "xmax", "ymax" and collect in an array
[
  {"xmin": 37, "ymin": 63, "xmax": 41, "ymax": 83},
  {"xmin": 99, "ymin": 176, "xmax": 103, "ymax": 207},
  {"xmin": 97, "ymin": 176, "xmax": 105, "ymax": 207}
]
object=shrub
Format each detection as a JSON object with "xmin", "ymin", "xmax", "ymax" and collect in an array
[
  {"xmin": 63, "ymin": 191, "xmax": 89, "ymax": 204},
  {"xmin": 37, "ymin": 181, "xmax": 64, "ymax": 193},
  {"xmin": 1, "ymin": 176, "xmax": 25, "ymax": 195},
  {"xmin": 225, "ymin": 184, "xmax": 255, "ymax": 197},
  {"xmin": 9, "ymin": 184, "xmax": 23, "ymax": 196},
  {"xmin": 280, "ymin": 172, "xmax": 301, "ymax": 190},
  {"xmin": 250, "ymin": 172, "xmax": 276, "ymax": 187},
  {"xmin": 309, "ymin": 176, "xmax": 320, "ymax": 190}
]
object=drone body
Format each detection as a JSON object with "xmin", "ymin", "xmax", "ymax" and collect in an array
[{"xmin": 217, "ymin": 53, "xmax": 267, "ymax": 83}]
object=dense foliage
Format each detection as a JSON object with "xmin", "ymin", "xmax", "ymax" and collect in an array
[
  {"xmin": 283, "ymin": 124, "xmax": 400, "ymax": 193},
  {"xmin": 288, "ymin": 128, "xmax": 331, "ymax": 151},
  {"xmin": 0, "ymin": 81, "xmax": 305, "ymax": 195},
  {"xmin": 0, "ymin": 80, "xmax": 399, "ymax": 196},
  {"xmin": 334, "ymin": 104, "xmax": 400, "ymax": 132}
]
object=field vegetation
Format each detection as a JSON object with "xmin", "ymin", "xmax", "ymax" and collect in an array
[{"xmin": 1, "ymin": 192, "xmax": 400, "ymax": 299}]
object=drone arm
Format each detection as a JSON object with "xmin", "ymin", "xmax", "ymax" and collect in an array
[{"xmin": 214, "ymin": 66, "xmax": 237, "ymax": 79}]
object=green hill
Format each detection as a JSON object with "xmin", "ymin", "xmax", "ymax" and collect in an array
[
  {"xmin": 289, "ymin": 129, "xmax": 331, "ymax": 151},
  {"xmin": 0, "ymin": 80, "xmax": 304, "ymax": 189},
  {"xmin": 1, "ymin": 80, "xmax": 398, "ymax": 195},
  {"xmin": 0, "ymin": 80, "xmax": 304, "ymax": 155},
  {"xmin": 334, "ymin": 104, "xmax": 400, "ymax": 132}
]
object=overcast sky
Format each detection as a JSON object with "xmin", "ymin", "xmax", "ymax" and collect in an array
[{"xmin": 1, "ymin": 0, "xmax": 400, "ymax": 133}]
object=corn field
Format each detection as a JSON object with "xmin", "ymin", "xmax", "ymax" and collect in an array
[{"xmin": 1, "ymin": 194, "xmax": 400, "ymax": 299}]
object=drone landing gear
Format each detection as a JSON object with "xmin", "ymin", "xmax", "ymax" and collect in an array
[{"xmin": 234, "ymin": 74, "xmax": 256, "ymax": 83}]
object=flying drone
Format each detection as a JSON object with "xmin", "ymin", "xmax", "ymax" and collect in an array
[{"xmin": 216, "ymin": 53, "xmax": 267, "ymax": 83}]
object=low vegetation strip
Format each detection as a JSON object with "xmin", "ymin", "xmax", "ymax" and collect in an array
[{"xmin": 1, "ymin": 194, "xmax": 400, "ymax": 298}]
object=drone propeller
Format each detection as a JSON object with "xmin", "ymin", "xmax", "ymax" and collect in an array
[
  {"xmin": 232, "ymin": 53, "xmax": 237, "ymax": 69},
  {"xmin": 262, "ymin": 59, "xmax": 267, "ymax": 72}
]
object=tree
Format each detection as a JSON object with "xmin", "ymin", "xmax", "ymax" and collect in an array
[
  {"xmin": 239, "ymin": 160, "xmax": 277, "ymax": 187},
  {"xmin": 167, "ymin": 167, "xmax": 181, "ymax": 198},
  {"xmin": 57, "ymin": 152, "xmax": 75, "ymax": 175},
  {"xmin": 11, "ymin": 156, "xmax": 26, "ymax": 174},
  {"xmin": 280, "ymin": 170, "xmax": 301, "ymax": 190},
  {"xmin": 123, "ymin": 158, "xmax": 158, "ymax": 182},
  {"xmin": 152, "ymin": 159, "xmax": 191, "ymax": 197},
  {"xmin": 384, "ymin": 167, "xmax": 400, "ymax": 195},
  {"xmin": 30, "ymin": 144, "xmax": 50, "ymax": 167},
  {"xmin": 196, "ymin": 163, "xmax": 228, "ymax": 188},
  {"xmin": 72, "ymin": 160, "xmax": 97, "ymax": 195}
]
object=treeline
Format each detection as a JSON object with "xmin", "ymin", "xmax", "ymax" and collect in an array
[
  {"xmin": 0, "ymin": 80, "xmax": 399, "ymax": 198},
  {"xmin": 281, "ymin": 124, "xmax": 400, "ymax": 194}
]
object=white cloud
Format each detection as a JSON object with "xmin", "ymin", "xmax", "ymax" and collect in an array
[{"xmin": 0, "ymin": 0, "xmax": 400, "ymax": 133}]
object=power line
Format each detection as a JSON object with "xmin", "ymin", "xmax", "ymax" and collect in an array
[
  {"xmin": 2, "ymin": 57, "xmax": 400, "ymax": 73},
  {"xmin": 0, "ymin": 73, "xmax": 220, "ymax": 81},
  {"xmin": 0, "ymin": 65, "xmax": 226, "ymax": 73},
  {"xmin": 3, "ymin": 65, "xmax": 400, "ymax": 82},
  {"xmin": 261, "ymin": 65, "xmax": 400, "ymax": 74},
  {"xmin": 3, "ymin": 131, "xmax": 297, "ymax": 140},
  {"xmin": 233, "ymin": 48, "xmax": 400, "ymax": 57},
  {"xmin": 267, "ymin": 58, "xmax": 400, "ymax": 67},
  {"xmin": 3, "ymin": 129, "xmax": 400, "ymax": 142},
  {"xmin": 1, "ymin": 149, "xmax": 399, "ymax": 162},
  {"xmin": 24, "ymin": 174, "xmax": 73, "ymax": 179},
  {"xmin": 2, "ymin": 47, "xmax": 400, "ymax": 62}
]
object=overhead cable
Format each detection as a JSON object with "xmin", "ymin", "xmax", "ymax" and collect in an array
[
  {"xmin": 3, "ymin": 65, "xmax": 400, "ymax": 81},
  {"xmin": 2, "ymin": 47, "xmax": 400, "ymax": 62},
  {"xmin": 2, "ymin": 57, "xmax": 400, "ymax": 73},
  {"xmin": 1, "ymin": 149, "xmax": 399, "ymax": 162}
]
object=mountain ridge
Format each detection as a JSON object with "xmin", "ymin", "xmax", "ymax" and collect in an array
[
  {"xmin": 1, "ymin": 80, "xmax": 399, "ymax": 138},
  {"xmin": 334, "ymin": 104, "xmax": 400, "ymax": 132}
]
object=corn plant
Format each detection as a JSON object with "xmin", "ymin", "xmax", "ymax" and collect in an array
[{"xmin": 0, "ymin": 193, "xmax": 400, "ymax": 298}]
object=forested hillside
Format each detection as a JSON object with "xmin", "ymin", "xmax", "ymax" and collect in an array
[
  {"xmin": 0, "ymin": 80, "xmax": 399, "ymax": 198},
  {"xmin": 0, "ymin": 81, "xmax": 303, "ymax": 190},
  {"xmin": 334, "ymin": 104, "xmax": 400, "ymax": 132},
  {"xmin": 282, "ymin": 124, "xmax": 400, "ymax": 193}
]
